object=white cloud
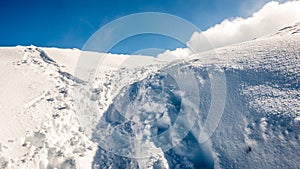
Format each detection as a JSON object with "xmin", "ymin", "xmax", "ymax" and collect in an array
[
  {"xmin": 157, "ymin": 47, "xmax": 192, "ymax": 60},
  {"xmin": 187, "ymin": 1, "xmax": 300, "ymax": 52}
]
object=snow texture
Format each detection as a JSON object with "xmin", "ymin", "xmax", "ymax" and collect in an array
[{"xmin": 0, "ymin": 23, "xmax": 299, "ymax": 168}]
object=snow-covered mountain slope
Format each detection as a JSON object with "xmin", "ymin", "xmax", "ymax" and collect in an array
[
  {"xmin": 88, "ymin": 23, "xmax": 300, "ymax": 169},
  {"xmin": 0, "ymin": 23, "xmax": 299, "ymax": 169},
  {"xmin": 189, "ymin": 24, "xmax": 300, "ymax": 168},
  {"xmin": 265, "ymin": 22, "xmax": 300, "ymax": 38},
  {"xmin": 0, "ymin": 46, "xmax": 167, "ymax": 168}
]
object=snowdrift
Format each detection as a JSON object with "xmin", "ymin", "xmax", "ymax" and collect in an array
[{"xmin": 0, "ymin": 23, "xmax": 299, "ymax": 168}]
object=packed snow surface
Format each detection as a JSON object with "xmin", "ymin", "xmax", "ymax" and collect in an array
[{"xmin": 0, "ymin": 23, "xmax": 299, "ymax": 168}]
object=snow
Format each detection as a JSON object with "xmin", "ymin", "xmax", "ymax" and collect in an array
[
  {"xmin": 0, "ymin": 23, "xmax": 299, "ymax": 168},
  {"xmin": 0, "ymin": 46, "xmax": 52, "ymax": 154}
]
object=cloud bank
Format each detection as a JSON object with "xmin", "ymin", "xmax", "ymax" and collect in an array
[{"xmin": 188, "ymin": 1, "xmax": 300, "ymax": 52}]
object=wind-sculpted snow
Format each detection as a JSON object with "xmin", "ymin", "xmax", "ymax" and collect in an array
[
  {"xmin": 89, "ymin": 26, "xmax": 300, "ymax": 168},
  {"xmin": 0, "ymin": 24, "xmax": 299, "ymax": 169},
  {"xmin": 91, "ymin": 53, "xmax": 300, "ymax": 168},
  {"xmin": 91, "ymin": 63, "xmax": 217, "ymax": 168}
]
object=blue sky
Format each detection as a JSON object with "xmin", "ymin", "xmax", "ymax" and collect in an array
[{"xmin": 0, "ymin": 0, "xmax": 275, "ymax": 54}]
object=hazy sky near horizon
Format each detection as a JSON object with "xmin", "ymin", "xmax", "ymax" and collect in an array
[{"xmin": 0, "ymin": 0, "xmax": 288, "ymax": 54}]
